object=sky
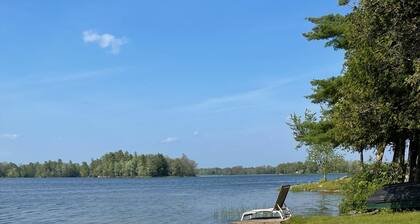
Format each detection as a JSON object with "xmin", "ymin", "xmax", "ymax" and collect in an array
[{"xmin": 0, "ymin": 0, "xmax": 375, "ymax": 167}]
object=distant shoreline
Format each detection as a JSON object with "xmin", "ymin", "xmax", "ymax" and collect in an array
[
  {"xmin": 197, "ymin": 172, "xmax": 348, "ymax": 177},
  {"xmin": 1, "ymin": 152, "xmax": 357, "ymax": 178},
  {"xmin": 0, "ymin": 173, "xmax": 348, "ymax": 179}
]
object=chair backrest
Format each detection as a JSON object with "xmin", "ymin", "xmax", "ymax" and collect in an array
[{"xmin": 273, "ymin": 185, "xmax": 290, "ymax": 211}]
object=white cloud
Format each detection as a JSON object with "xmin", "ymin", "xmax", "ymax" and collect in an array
[
  {"xmin": 161, "ymin": 137, "xmax": 179, "ymax": 144},
  {"xmin": 82, "ymin": 30, "xmax": 127, "ymax": 54},
  {"xmin": 0, "ymin": 134, "xmax": 19, "ymax": 140}
]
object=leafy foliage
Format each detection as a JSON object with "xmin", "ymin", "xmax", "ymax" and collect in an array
[
  {"xmin": 340, "ymin": 163, "xmax": 403, "ymax": 214},
  {"xmin": 304, "ymin": 14, "xmax": 349, "ymax": 50},
  {"xmin": 292, "ymin": 0, "xmax": 420, "ymax": 180},
  {"xmin": 289, "ymin": 110, "xmax": 336, "ymax": 148},
  {"xmin": 307, "ymin": 144, "xmax": 343, "ymax": 181},
  {"xmin": 169, "ymin": 154, "xmax": 197, "ymax": 177},
  {"xmin": 292, "ymin": 0, "xmax": 420, "ymax": 215}
]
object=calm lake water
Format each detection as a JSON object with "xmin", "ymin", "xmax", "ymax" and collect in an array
[{"xmin": 0, "ymin": 174, "xmax": 345, "ymax": 224}]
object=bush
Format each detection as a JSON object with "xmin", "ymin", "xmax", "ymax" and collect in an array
[{"xmin": 339, "ymin": 163, "xmax": 403, "ymax": 214}]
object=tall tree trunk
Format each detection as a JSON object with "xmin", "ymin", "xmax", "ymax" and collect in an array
[
  {"xmin": 392, "ymin": 140, "xmax": 401, "ymax": 163},
  {"xmin": 360, "ymin": 149, "xmax": 364, "ymax": 166},
  {"xmin": 376, "ymin": 143, "xmax": 386, "ymax": 163},
  {"xmin": 415, "ymin": 153, "xmax": 420, "ymax": 183},
  {"xmin": 393, "ymin": 137, "xmax": 406, "ymax": 182},
  {"xmin": 412, "ymin": 132, "xmax": 420, "ymax": 183},
  {"xmin": 400, "ymin": 138, "xmax": 407, "ymax": 182},
  {"xmin": 408, "ymin": 133, "xmax": 418, "ymax": 182},
  {"xmin": 399, "ymin": 139, "xmax": 406, "ymax": 165}
]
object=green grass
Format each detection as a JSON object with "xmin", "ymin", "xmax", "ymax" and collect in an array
[
  {"xmin": 284, "ymin": 212, "xmax": 420, "ymax": 224},
  {"xmin": 290, "ymin": 177, "xmax": 350, "ymax": 193}
]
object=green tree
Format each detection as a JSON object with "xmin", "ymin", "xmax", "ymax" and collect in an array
[
  {"xmin": 149, "ymin": 154, "xmax": 169, "ymax": 177},
  {"xmin": 307, "ymin": 144, "xmax": 343, "ymax": 181},
  {"xmin": 293, "ymin": 0, "xmax": 420, "ymax": 183},
  {"xmin": 80, "ymin": 162, "xmax": 90, "ymax": 177},
  {"xmin": 136, "ymin": 154, "xmax": 149, "ymax": 176}
]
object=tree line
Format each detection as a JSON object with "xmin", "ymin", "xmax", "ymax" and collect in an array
[
  {"xmin": 197, "ymin": 160, "xmax": 359, "ymax": 176},
  {"xmin": 1, "ymin": 150, "xmax": 359, "ymax": 178},
  {"xmin": 0, "ymin": 150, "xmax": 197, "ymax": 178}
]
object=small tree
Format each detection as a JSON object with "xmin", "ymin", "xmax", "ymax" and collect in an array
[{"xmin": 307, "ymin": 144, "xmax": 343, "ymax": 181}]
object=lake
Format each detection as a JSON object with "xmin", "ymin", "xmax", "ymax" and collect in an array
[{"xmin": 0, "ymin": 174, "xmax": 345, "ymax": 224}]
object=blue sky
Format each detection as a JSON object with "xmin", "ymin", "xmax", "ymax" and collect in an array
[{"xmin": 0, "ymin": 1, "xmax": 371, "ymax": 167}]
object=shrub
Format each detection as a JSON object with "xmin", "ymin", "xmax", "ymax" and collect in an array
[{"xmin": 339, "ymin": 163, "xmax": 403, "ymax": 214}]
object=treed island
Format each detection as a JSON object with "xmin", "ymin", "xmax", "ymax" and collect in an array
[{"xmin": 0, "ymin": 151, "xmax": 196, "ymax": 178}]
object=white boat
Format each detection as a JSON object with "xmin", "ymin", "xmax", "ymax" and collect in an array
[{"xmin": 240, "ymin": 185, "xmax": 292, "ymax": 221}]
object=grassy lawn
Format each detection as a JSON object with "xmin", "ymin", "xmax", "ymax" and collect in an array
[
  {"xmin": 283, "ymin": 212, "xmax": 420, "ymax": 224},
  {"xmin": 290, "ymin": 177, "xmax": 350, "ymax": 193}
]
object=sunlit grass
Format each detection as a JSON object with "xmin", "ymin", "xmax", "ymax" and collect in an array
[
  {"xmin": 290, "ymin": 177, "xmax": 350, "ymax": 193},
  {"xmin": 284, "ymin": 212, "xmax": 420, "ymax": 224}
]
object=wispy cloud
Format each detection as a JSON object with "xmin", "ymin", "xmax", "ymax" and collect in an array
[
  {"xmin": 161, "ymin": 137, "xmax": 179, "ymax": 144},
  {"xmin": 1, "ymin": 67, "xmax": 126, "ymax": 87},
  {"xmin": 82, "ymin": 30, "xmax": 127, "ymax": 54},
  {"xmin": 193, "ymin": 131, "xmax": 199, "ymax": 136},
  {"xmin": 0, "ymin": 67, "xmax": 127, "ymax": 101},
  {"xmin": 176, "ymin": 78, "xmax": 296, "ymax": 113},
  {"xmin": 37, "ymin": 67, "xmax": 125, "ymax": 84},
  {"xmin": 0, "ymin": 133, "xmax": 19, "ymax": 140}
]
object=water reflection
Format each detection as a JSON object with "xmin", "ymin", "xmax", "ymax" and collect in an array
[
  {"xmin": 319, "ymin": 193, "xmax": 330, "ymax": 214},
  {"xmin": 288, "ymin": 192, "xmax": 342, "ymax": 216}
]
